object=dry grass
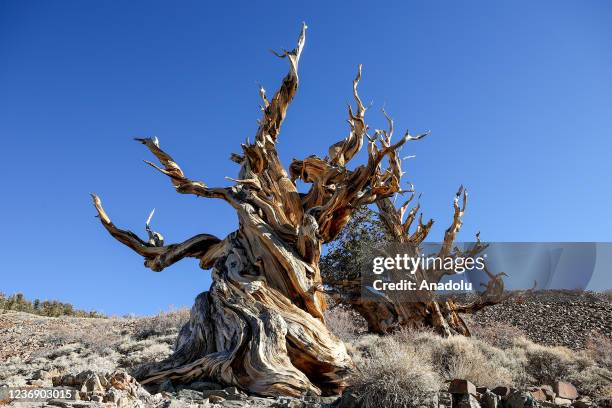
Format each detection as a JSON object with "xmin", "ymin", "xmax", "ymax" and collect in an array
[
  {"xmin": 346, "ymin": 325, "xmax": 612, "ymax": 406},
  {"xmin": 585, "ymin": 333, "xmax": 612, "ymax": 371},
  {"xmin": 470, "ymin": 321, "xmax": 527, "ymax": 350},
  {"xmin": 351, "ymin": 335, "xmax": 441, "ymax": 408},
  {"xmin": 133, "ymin": 308, "xmax": 190, "ymax": 340},
  {"xmin": 0, "ymin": 308, "xmax": 185, "ymax": 387},
  {"xmin": 324, "ymin": 303, "xmax": 367, "ymax": 342},
  {"xmin": 395, "ymin": 329, "xmax": 525, "ymax": 388}
]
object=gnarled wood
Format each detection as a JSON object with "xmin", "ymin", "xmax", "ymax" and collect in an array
[{"xmin": 92, "ymin": 23, "xmax": 501, "ymax": 397}]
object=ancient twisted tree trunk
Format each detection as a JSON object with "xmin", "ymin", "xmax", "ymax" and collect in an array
[
  {"xmin": 92, "ymin": 24, "xmax": 429, "ymax": 396},
  {"xmin": 92, "ymin": 23, "xmax": 506, "ymax": 395}
]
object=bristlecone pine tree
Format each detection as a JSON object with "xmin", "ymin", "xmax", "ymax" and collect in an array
[
  {"xmin": 91, "ymin": 24, "xmax": 504, "ymax": 397},
  {"xmin": 322, "ymin": 192, "xmax": 508, "ymax": 336}
]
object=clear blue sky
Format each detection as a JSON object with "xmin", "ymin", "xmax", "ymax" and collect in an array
[{"xmin": 1, "ymin": 1, "xmax": 611, "ymax": 315}]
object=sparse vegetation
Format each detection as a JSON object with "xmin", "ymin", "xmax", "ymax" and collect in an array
[
  {"xmin": 133, "ymin": 308, "xmax": 190, "ymax": 340},
  {"xmin": 324, "ymin": 301, "xmax": 367, "ymax": 342},
  {"xmin": 325, "ymin": 305, "xmax": 612, "ymax": 407},
  {"xmin": 351, "ymin": 335, "xmax": 441, "ymax": 408},
  {"xmin": 0, "ymin": 292, "xmax": 104, "ymax": 318},
  {"xmin": 0, "ymin": 294, "xmax": 610, "ymax": 407}
]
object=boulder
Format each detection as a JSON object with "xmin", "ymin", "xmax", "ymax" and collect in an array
[
  {"xmin": 554, "ymin": 381, "xmax": 578, "ymax": 400},
  {"xmin": 176, "ymin": 389, "xmax": 206, "ymax": 402},
  {"xmin": 456, "ymin": 394, "xmax": 480, "ymax": 408},
  {"xmin": 208, "ymin": 394, "xmax": 225, "ymax": 403},
  {"xmin": 449, "ymin": 379, "xmax": 477, "ymax": 396},
  {"xmin": 481, "ymin": 391, "xmax": 500, "ymax": 408},
  {"xmin": 540, "ymin": 385, "xmax": 556, "ymax": 402},
  {"xmin": 571, "ymin": 397, "xmax": 592, "ymax": 408},
  {"xmin": 491, "ymin": 386, "xmax": 512, "ymax": 398},
  {"xmin": 506, "ymin": 391, "xmax": 537, "ymax": 408},
  {"xmin": 528, "ymin": 387, "xmax": 547, "ymax": 402},
  {"xmin": 32, "ymin": 369, "xmax": 58, "ymax": 380},
  {"xmin": 555, "ymin": 397, "xmax": 573, "ymax": 406}
]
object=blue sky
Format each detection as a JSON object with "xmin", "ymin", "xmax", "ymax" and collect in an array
[{"xmin": 1, "ymin": 1, "xmax": 611, "ymax": 315}]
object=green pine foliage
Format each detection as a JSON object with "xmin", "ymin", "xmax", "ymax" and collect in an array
[
  {"xmin": 0, "ymin": 292, "xmax": 104, "ymax": 318},
  {"xmin": 320, "ymin": 206, "xmax": 389, "ymax": 284}
]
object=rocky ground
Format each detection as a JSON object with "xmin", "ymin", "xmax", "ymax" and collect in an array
[
  {"xmin": 0, "ymin": 290, "xmax": 610, "ymax": 408},
  {"xmin": 471, "ymin": 290, "xmax": 612, "ymax": 349}
]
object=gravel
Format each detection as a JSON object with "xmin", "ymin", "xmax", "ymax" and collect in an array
[{"xmin": 471, "ymin": 290, "xmax": 611, "ymax": 349}]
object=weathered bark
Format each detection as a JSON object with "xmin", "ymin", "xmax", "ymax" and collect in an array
[
  {"xmin": 92, "ymin": 23, "xmax": 503, "ymax": 396},
  {"xmin": 92, "ymin": 24, "xmax": 420, "ymax": 396}
]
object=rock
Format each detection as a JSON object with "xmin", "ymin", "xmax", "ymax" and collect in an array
[
  {"xmin": 456, "ymin": 393, "xmax": 480, "ymax": 408},
  {"xmin": 199, "ymin": 389, "xmax": 234, "ymax": 401},
  {"xmin": 176, "ymin": 389, "xmax": 206, "ymax": 402},
  {"xmin": 161, "ymin": 400, "xmax": 191, "ymax": 408},
  {"xmin": 449, "ymin": 379, "xmax": 477, "ymax": 396},
  {"xmin": 506, "ymin": 391, "xmax": 536, "ymax": 408},
  {"xmin": 528, "ymin": 387, "xmax": 547, "ymax": 402},
  {"xmin": 53, "ymin": 374, "xmax": 76, "ymax": 387},
  {"xmin": 81, "ymin": 373, "xmax": 104, "ymax": 393},
  {"xmin": 481, "ymin": 391, "xmax": 500, "ymax": 408},
  {"xmin": 32, "ymin": 369, "xmax": 58, "ymax": 380},
  {"xmin": 27, "ymin": 378, "xmax": 48, "ymax": 386},
  {"xmin": 208, "ymin": 395, "xmax": 225, "ymax": 403},
  {"xmin": 540, "ymin": 385, "xmax": 556, "ymax": 402},
  {"xmin": 555, "ymin": 397, "xmax": 573, "ymax": 406},
  {"xmin": 476, "ymin": 387, "xmax": 489, "ymax": 394},
  {"xmin": 554, "ymin": 381, "xmax": 578, "ymax": 400},
  {"xmin": 320, "ymin": 395, "xmax": 340, "ymax": 405},
  {"xmin": 491, "ymin": 386, "xmax": 512, "ymax": 398},
  {"xmin": 246, "ymin": 396, "xmax": 278, "ymax": 408},
  {"xmin": 571, "ymin": 400, "xmax": 592, "ymax": 408},
  {"xmin": 46, "ymin": 400, "xmax": 74, "ymax": 408},
  {"xmin": 46, "ymin": 401, "xmax": 104, "ymax": 408},
  {"xmin": 438, "ymin": 392, "xmax": 453, "ymax": 408},
  {"xmin": 223, "ymin": 386, "xmax": 246, "ymax": 400},
  {"xmin": 103, "ymin": 388, "xmax": 121, "ymax": 404},
  {"xmin": 158, "ymin": 379, "xmax": 175, "ymax": 394},
  {"xmin": 184, "ymin": 381, "xmax": 224, "ymax": 392},
  {"xmin": 337, "ymin": 389, "xmax": 361, "ymax": 408}
]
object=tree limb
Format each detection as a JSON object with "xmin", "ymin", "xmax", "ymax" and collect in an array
[
  {"xmin": 135, "ymin": 137, "xmax": 236, "ymax": 203},
  {"xmin": 91, "ymin": 194, "xmax": 222, "ymax": 271}
]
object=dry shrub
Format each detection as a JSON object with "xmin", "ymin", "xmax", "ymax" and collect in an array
[
  {"xmin": 351, "ymin": 335, "xmax": 441, "ymax": 408},
  {"xmin": 568, "ymin": 366, "xmax": 612, "ymax": 404},
  {"xmin": 43, "ymin": 319, "xmax": 123, "ymax": 355},
  {"xmin": 344, "ymin": 326, "xmax": 612, "ymax": 405},
  {"xmin": 324, "ymin": 304, "xmax": 367, "ymax": 342},
  {"xmin": 515, "ymin": 338, "xmax": 577, "ymax": 384},
  {"xmin": 585, "ymin": 333, "xmax": 612, "ymax": 370},
  {"xmin": 117, "ymin": 339, "xmax": 172, "ymax": 368},
  {"xmin": 470, "ymin": 321, "xmax": 527, "ymax": 350},
  {"xmin": 412, "ymin": 331, "xmax": 524, "ymax": 388},
  {"xmin": 133, "ymin": 308, "xmax": 190, "ymax": 340}
]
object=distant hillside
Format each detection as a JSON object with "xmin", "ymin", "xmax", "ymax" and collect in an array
[{"xmin": 0, "ymin": 292, "xmax": 104, "ymax": 318}]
